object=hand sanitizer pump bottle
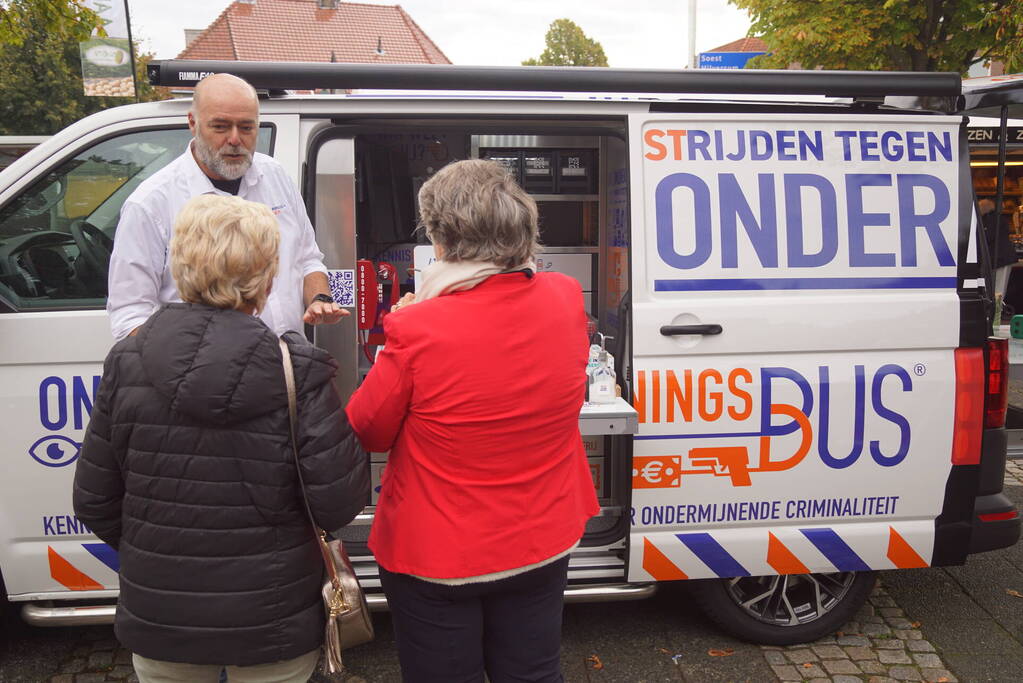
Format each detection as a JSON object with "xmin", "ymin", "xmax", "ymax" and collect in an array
[
  {"xmin": 585, "ymin": 344, "xmax": 600, "ymax": 402},
  {"xmin": 589, "ymin": 334, "xmax": 616, "ymax": 404}
]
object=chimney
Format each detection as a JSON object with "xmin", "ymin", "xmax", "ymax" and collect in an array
[{"xmin": 183, "ymin": 29, "xmax": 203, "ymax": 48}]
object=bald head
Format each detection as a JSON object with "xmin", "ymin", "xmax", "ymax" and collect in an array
[
  {"xmin": 191, "ymin": 73, "xmax": 258, "ymax": 117},
  {"xmin": 188, "ymin": 73, "xmax": 260, "ymax": 181}
]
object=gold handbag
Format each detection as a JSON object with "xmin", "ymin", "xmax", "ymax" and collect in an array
[{"xmin": 280, "ymin": 339, "xmax": 374, "ymax": 675}]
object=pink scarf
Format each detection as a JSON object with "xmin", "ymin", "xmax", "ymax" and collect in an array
[{"xmin": 416, "ymin": 259, "xmax": 535, "ymax": 302}]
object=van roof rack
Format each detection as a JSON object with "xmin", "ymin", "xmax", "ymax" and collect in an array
[{"xmin": 147, "ymin": 60, "xmax": 960, "ymax": 100}]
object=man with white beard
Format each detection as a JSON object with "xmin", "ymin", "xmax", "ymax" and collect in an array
[{"xmin": 106, "ymin": 73, "xmax": 348, "ymax": 340}]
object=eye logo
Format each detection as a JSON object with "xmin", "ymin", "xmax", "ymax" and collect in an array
[{"xmin": 29, "ymin": 435, "xmax": 82, "ymax": 468}]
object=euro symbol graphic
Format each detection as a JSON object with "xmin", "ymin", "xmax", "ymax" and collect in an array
[
  {"xmin": 640, "ymin": 460, "xmax": 664, "ymax": 484},
  {"xmin": 632, "ymin": 456, "xmax": 682, "ymax": 489}
]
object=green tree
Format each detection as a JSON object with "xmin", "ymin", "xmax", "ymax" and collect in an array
[
  {"xmin": 0, "ymin": 1, "xmax": 169, "ymax": 135},
  {"xmin": 522, "ymin": 18, "xmax": 609, "ymax": 67},
  {"xmin": 730, "ymin": 0, "xmax": 1023, "ymax": 74},
  {"xmin": 0, "ymin": 0, "xmax": 99, "ymax": 46}
]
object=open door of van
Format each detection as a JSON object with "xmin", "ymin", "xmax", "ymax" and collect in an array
[{"xmin": 624, "ymin": 110, "xmax": 976, "ymax": 643}]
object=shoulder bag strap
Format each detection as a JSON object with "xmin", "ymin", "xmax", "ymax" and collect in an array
[{"xmin": 279, "ymin": 338, "xmax": 342, "ymax": 591}]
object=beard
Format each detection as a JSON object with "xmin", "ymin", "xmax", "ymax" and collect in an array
[{"xmin": 193, "ymin": 133, "xmax": 253, "ymax": 181}]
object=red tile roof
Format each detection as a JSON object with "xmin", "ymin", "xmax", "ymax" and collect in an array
[
  {"xmin": 178, "ymin": 0, "xmax": 450, "ymax": 65},
  {"xmin": 707, "ymin": 37, "xmax": 768, "ymax": 53}
]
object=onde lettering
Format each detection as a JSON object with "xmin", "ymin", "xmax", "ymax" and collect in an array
[
  {"xmin": 652, "ymin": 171, "xmax": 954, "ymax": 271},
  {"xmin": 39, "ymin": 376, "xmax": 99, "ymax": 431}
]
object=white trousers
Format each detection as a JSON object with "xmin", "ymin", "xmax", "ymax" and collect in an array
[{"xmin": 132, "ymin": 650, "xmax": 319, "ymax": 683}]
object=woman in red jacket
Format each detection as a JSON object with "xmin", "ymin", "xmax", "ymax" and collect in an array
[{"xmin": 346, "ymin": 159, "xmax": 599, "ymax": 683}]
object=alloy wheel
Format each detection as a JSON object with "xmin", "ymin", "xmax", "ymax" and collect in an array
[{"xmin": 724, "ymin": 572, "xmax": 858, "ymax": 626}]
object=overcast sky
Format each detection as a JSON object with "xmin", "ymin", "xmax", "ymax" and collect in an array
[{"xmin": 128, "ymin": 0, "xmax": 753, "ymax": 68}]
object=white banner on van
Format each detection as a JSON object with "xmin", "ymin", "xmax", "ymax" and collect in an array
[
  {"xmin": 626, "ymin": 114, "xmax": 965, "ymax": 582},
  {"xmin": 638, "ymin": 114, "xmax": 960, "ymax": 292}
]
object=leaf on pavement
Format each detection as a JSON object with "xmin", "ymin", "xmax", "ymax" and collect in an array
[
  {"xmin": 1007, "ymin": 589, "xmax": 1023, "ymax": 598},
  {"xmin": 707, "ymin": 649, "xmax": 735, "ymax": 657},
  {"xmin": 803, "ymin": 662, "xmax": 814, "ymax": 668},
  {"xmin": 586, "ymin": 654, "xmax": 604, "ymax": 670}
]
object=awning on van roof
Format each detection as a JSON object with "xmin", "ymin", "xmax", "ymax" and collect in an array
[
  {"xmin": 147, "ymin": 59, "xmax": 961, "ymax": 100},
  {"xmin": 961, "ymin": 74, "xmax": 1023, "ymax": 117},
  {"xmin": 885, "ymin": 74, "xmax": 1023, "ymax": 116}
]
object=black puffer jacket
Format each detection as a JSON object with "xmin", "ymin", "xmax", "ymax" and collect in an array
[{"xmin": 73, "ymin": 303, "xmax": 369, "ymax": 666}]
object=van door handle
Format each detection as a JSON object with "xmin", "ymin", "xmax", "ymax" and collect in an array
[{"xmin": 660, "ymin": 324, "xmax": 722, "ymax": 336}]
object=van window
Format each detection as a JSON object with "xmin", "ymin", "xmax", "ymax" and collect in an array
[{"xmin": 0, "ymin": 125, "xmax": 273, "ymax": 311}]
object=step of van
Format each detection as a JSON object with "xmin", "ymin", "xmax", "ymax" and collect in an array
[{"xmin": 21, "ymin": 582, "xmax": 657, "ymax": 626}]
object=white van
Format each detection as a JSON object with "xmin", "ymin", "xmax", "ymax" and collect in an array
[{"xmin": 0, "ymin": 62, "xmax": 1018, "ymax": 645}]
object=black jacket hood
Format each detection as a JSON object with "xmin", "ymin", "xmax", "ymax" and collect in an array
[{"xmin": 137, "ymin": 304, "xmax": 293, "ymax": 425}]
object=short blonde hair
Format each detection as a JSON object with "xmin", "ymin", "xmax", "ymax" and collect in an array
[
  {"xmin": 418, "ymin": 159, "xmax": 540, "ymax": 269},
  {"xmin": 170, "ymin": 195, "xmax": 279, "ymax": 312}
]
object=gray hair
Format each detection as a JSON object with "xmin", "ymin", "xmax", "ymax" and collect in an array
[{"xmin": 418, "ymin": 159, "xmax": 541, "ymax": 269}]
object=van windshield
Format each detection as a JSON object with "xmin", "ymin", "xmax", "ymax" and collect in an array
[
  {"xmin": 0, "ymin": 128, "xmax": 192, "ymax": 310},
  {"xmin": 0, "ymin": 126, "xmax": 271, "ymax": 311}
]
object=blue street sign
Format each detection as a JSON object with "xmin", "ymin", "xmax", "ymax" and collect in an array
[{"xmin": 698, "ymin": 51, "xmax": 766, "ymax": 69}]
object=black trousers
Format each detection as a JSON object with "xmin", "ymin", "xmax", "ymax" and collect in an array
[{"xmin": 378, "ymin": 556, "xmax": 570, "ymax": 683}]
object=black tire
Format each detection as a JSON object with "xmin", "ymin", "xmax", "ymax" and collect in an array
[{"xmin": 689, "ymin": 571, "xmax": 877, "ymax": 645}]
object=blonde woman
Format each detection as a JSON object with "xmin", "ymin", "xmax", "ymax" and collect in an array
[{"xmin": 74, "ymin": 194, "xmax": 369, "ymax": 683}]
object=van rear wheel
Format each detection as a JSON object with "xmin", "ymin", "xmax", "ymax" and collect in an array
[{"xmin": 690, "ymin": 571, "xmax": 876, "ymax": 645}]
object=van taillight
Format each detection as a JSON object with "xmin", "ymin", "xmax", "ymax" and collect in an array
[
  {"xmin": 978, "ymin": 510, "xmax": 1019, "ymax": 522},
  {"xmin": 986, "ymin": 338, "xmax": 1009, "ymax": 429},
  {"xmin": 952, "ymin": 348, "xmax": 984, "ymax": 465}
]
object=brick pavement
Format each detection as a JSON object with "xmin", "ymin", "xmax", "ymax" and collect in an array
[
  {"xmin": 1005, "ymin": 457, "xmax": 1023, "ymax": 486},
  {"xmin": 759, "ymin": 455, "xmax": 1023, "ymax": 683},
  {"xmin": 762, "ymin": 582, "xmax": 958, "ymax": 683},
  {"xmin": 39, "ymin": 628, "xmax": 136, "ymax": 683},
  {"xmin": 36, "ymin": 586, "xmax": 963, "ymax": 683}
]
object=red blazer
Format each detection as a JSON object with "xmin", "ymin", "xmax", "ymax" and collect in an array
[{"xmin": 346, "ymin": 271, "xmax": 599, "ymax": 578}]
